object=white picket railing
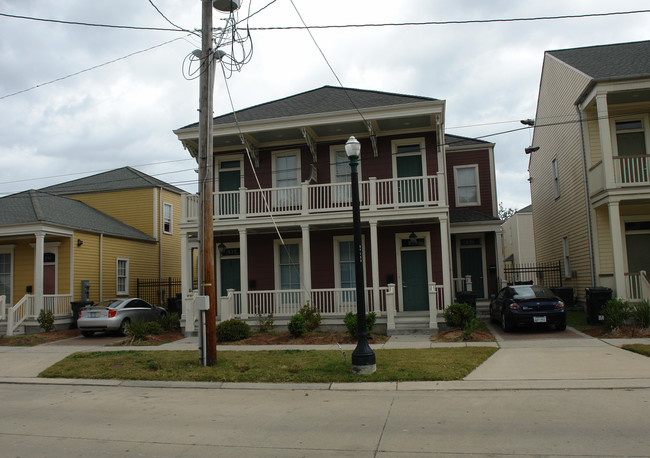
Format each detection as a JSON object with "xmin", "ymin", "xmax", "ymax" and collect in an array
[
  {"xmin": 614, "ymin": 155, "xmax": 650, "ymax": 185},
  {"xmin": 4, "ymin": 294, "xmax": 73, "ymax": 336},
  {"xmin": 626, "ymin": 271, "xmax": 650, "ymax": 302},
  {"xmin": 182, "ymin": 175, "xmax": 441, "ymax": 222}
]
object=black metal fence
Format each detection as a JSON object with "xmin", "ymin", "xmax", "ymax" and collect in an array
[
  {"xmin": 136, "ymin": 277, "xmax": 182, "ymax": 308},
  {"xmin": 503, "ymin": 261, "xmax": 563, "ymax": 288}
]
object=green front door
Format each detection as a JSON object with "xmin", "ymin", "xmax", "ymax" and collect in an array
[
  {"xmin": 460, "ymin": 247, "xmax": 484, "ymax": 298},
  {"xmin": 401, "ymin": 249, "xmax": 429, "ymax": 311},
  {"xmin": 220, "ymin": 258, "xmax": 240, "ymax": 297},
  {"xmin": 396, "ymin": 154, "xmax": 424, "ymax": 204}
]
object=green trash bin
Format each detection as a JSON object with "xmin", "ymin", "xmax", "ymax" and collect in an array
[{"xmin": 455, "ymin": 291, "xmax": 477, "ymax": 316}]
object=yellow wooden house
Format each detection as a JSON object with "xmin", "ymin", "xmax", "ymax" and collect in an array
[{"xmin": 0, "ymin": 167, "xmax": 184, "ymax": 335}]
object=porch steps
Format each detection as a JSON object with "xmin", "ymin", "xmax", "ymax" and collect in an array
[{"xmin": 388, "ymin": 311, "xmax": 436, "ymax": 336}]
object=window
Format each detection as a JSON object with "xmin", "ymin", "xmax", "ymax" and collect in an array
[
  {"xmin": 116, "ymin": 258, "xmax": 129, "ymax": 295},
  {"xmin": 454, "ymin": 165, "xmax": 480, "ymax": 206},
  {"xmin": 163, "ymin": 203, "xmax": 172, "ymax": 234},
  {"xmin": 615, "ymin": 120, "xmax": 648, "ymax": 183},
  {"xmin": 0, "ymin": 250, "xmax": 12, "ymax": 303},
  {"xmin": 273, "ymin": 150, "xmax": 300, "ymax": 207},
  {"xmin": 338, "ymin": 240, "xmax": 355, "ymax": 289},
  {"xmin": 278, "ymin": 244, "xmax": 300, "ymax": 290},
  {"xmin": 330, "ymin": 146, "xmax": 357, "ymax": 203},
  {"xmin": 551, "ymin": 158, "xmax": 560, "ymax": 198},
  {"xmin": 562, "ymin": 237, "xmax": 570, "ymax": 278}
]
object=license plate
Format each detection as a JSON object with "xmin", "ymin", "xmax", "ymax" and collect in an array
[
  {"xmin": 598, "ymin": 315, "xmax": 604, "ymax": 321},
  {"xmin": 533, "ymin": 316, "xmax": 546, "ymax": 323},
  {"xmin": 89, "ymin": 312, "xmax": 97, "ymax": 318}
]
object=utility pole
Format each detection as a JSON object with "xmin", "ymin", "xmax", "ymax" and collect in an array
[{"xmin": 198, "ymin": 0, "xmax": 217, "ymax": 366}]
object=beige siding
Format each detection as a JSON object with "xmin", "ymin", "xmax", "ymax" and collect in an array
[
  {"xmin": 594, "ymin": 206, "xmax": 613, "ymax": 275},
  {"xmin": 530, "ymin": 54, "xmax": 592, "ymax": 301},
  {"xmin": 71, "ymin": 189, "xmax": 155, "ymax": 237},
  {"xmin": 585, "ymin": 108, "xmax": 602, "ymax": 168}
]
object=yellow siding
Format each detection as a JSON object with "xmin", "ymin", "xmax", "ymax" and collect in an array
[
  {"xmin": 71, "ymin": 188, "xmax": 155, "ymax": 237},
  {"xmin": 159, "ymin": 189, "xmax": 182, "ymax": 279},
  {"xmin": 73, "ymin": 232, "xmax": 102, "ymax": 303},
  {"xmin": 529, "ymin": 55, "xmax": 593, "ymax": 301},
  {"xmin": 100, "ymin": 236, "xmax": 157, "ymax": 300}
]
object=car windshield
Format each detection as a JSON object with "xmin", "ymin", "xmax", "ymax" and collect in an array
[
  {"xmin": 92, "ymin": 299, "xmax": 125, "ymax": 309},
  {"xmin": 512, "ymin": 285, "xmax": 554, "ymax": 300}
]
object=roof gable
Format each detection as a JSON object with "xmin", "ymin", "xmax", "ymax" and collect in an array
[
  {"xmin": 40, "ymin": 166, "xmax": 184, "ymax": 196},
  {"xmin": 0, "ymin": 190, "xmax": 155, "ymax": 241},
  {"xmin": 547, "ymin": 40, "xmax": 650, "ymax": 81}
]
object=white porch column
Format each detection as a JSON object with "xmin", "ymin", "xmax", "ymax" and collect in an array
[
  {"xmin": 596, "ymin": 94, "xmax": 616, "ymax": 188},
  {"xmin": 301, "ymin": 224, "xmax": 311, "ymax": 300},
  {"xmin": 495, "ymin": 227, "xmax": 505, "ymax": 289},
  {"xmin": 369, "ymin": 220, "xmax": 380, "ymax": 316},
  {"xmin": 180, "ymin": 232, "xmax": 195, "ymax": 333},
  {"xmin": 607, "ymin": 201, "xmax": 627, "ymax": 298},
  {"xmin": 33, "ymin": 232, "xmax": 45, "ymax": 315},
  {"xmin": 239, "ymin": 228, "xmax": 249, "ymax": 319},
  {"xmin": 439, "ymin": 217, "xmax": 453, "ymax": 307}
]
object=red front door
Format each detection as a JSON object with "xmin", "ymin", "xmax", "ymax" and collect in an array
[{"xmin": 43, "ymin": 265, "xmax": 55, "ymax": 294}]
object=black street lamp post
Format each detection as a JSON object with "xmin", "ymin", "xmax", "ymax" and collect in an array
[{"xmin": 345, "ymin": 136, "xmax": 377, "ymax": 374}]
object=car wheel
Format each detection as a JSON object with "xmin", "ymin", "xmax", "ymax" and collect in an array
[
  {"xmin": 501, "ymin": 313, "xmax": 511, "ymax": 332},
  {"xmin": 555, "ymin": 322, "xmax": 567, "ymax": 331},
  {"xmin": 81, "ymin": 331, "xmax": 94, "ymax": 337},
  {"xmin": 118, "ymin": 318, "xmax": 130, "ymax": 336}
]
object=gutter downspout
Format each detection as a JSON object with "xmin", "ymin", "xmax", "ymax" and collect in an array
[{"xmin": 576, "ymin": 105, "xmax": 596, "ymax": 287}]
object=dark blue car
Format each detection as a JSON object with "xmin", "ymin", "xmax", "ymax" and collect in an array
[{"xmin": 490, "ymin": 284, "xmax": 566, "ymax": 332}]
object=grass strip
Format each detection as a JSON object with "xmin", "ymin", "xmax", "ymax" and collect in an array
[
  {"xmin": 39, "ymin": 347, "xmax": 497, "ymax": 383},
  {"xmin": 621, "ymin": 344, "xmax": 650, "ymax": 357}
]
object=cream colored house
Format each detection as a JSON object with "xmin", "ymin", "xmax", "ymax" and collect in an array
[
  {"xmin": 502, "ymin": 205, "xmax": 536, "ymax": 267},
  {"xmin": 529, "ymin": 40, "xmax": 650, "ymax": 304},
  {"xmin": 0, "ymin": 168, "xmax": 184, "ymax": 335}
]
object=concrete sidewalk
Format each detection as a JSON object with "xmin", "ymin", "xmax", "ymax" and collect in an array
[{"xmin": 1, "ymin": 328, "xmax": 649, "ymax": 390}]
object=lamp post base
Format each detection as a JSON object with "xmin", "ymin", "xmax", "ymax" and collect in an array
[
  {"xmin": 351, "ymin": 342, "xmax": 376, "ymax": 375},
  {"xmin": 351, "ymin": 362, "xmax": 377, "ymax": 375}
]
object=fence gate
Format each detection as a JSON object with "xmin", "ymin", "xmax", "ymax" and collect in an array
[
  {"xmin": 136, "ymin": 277, "xmax": 181, "ymax": 308},
  {"xmin": 503, "ymin": 261, "xmax": 563, "ymax": 288}
]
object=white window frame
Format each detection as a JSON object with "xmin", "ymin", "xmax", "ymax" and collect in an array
[
  {"xmin": 116, "ymin": 258, "xmax": 130, "ymax": 296},
  {"xmin": 163, "ymin": 202, "xmax": 173, "ymax": 234},
  {"xmin": 391, "ymin": 137, "xmax": 427, "ymax": 178},
  {"xmin": 562, "ymin": 237, "xmax": 570, "ymax": 279},
  {"xmin": 551, "ymin": 158, "xmax": 560, "ymax": 199},
  {"xmin": 272, "ymin": 149, "xmax": 301, "ymax": 189},
  {"xmin": 453, "ymin": 164, "xmax": 481, "ymax": 207},
  {"xmin": 612, "ymin": 115, "xmax": 650, "ymax": 157},
  {"xmin": 333, "ymin": 236, "xmax": 367, "ymax": 290},
  {"xmin": 273, "ymin": 239, "xmax": 302, "ymax": 291},
  {"xmin": 0, "ymin": 245, "xmax": 15, "ymax": 305}
]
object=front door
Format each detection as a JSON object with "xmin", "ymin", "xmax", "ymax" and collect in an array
[
  {"xmin": 218, "ymin": 160, "xmax": 241, "ymax": 216},
  {"xmin": 401, "ymin": 249, "xmax": 428, "ymax": 311},
  {"xmin": 460, "ymin": 246, "xmax": 485, "ymax": 298},
  {"xmin": 396, "ymin": 152, "xmax": 424, "ymax": 204},
  {"xmin": 43, "ymin": 265, "xmax": 56, "ymax": 294},
  {"xmin": 220, "ymin": 258, "xmax": 240, "ymax": 297}
]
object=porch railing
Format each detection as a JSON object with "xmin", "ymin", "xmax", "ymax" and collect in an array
[
  {"xmin": 182, "ymin": 175, "xmax": 441, "ymax": 222},
  {"xmin": 5, "ymin": 294, "xmax": 73, "ymax": 337},
  {"xmin": 614, "ymin": 155, "xmax": 650, "ymax": 185},
  {"xmin": 626, "ymin": 271, "xmax": 650, "ymax": 302}
]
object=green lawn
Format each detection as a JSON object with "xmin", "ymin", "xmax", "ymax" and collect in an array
[
  {"xmin": 39, "ymin": 347, "xmax": 497, "ymax": 383},
  {"xmin": 622, "ymin": 344, "xmax": 650, "ymax": 357},
  {"xmin": 566, "ymin": 309, "xmax": 592, "ymax": 331}
]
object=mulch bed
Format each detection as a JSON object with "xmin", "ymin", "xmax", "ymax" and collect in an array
[
  {"xmin": 579, "ymin": 325, "xmax": 650, "ymax": 339},
  {"xmin": 430, "ymin": 328, "xmax": 496, "ymax": 343},
  {"xmin": 0, "ymin": 329, "xmax": 82, "ymax": 346}
]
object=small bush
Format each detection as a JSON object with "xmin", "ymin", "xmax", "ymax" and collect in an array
[
  {"xmin": 630, "ymin": 300, "xmax": 650, "ymax": 328},
  {"xmin": 443, "ymin": 303, "xmax": 475, "ymax": 329},
  {"xmin": 37, "ymin": 309, "xmax": 55, "ymax": 332},
  {"xmin": 461, "ymin": 318, "xmax": 480, "ymax": 341},
  {"xmin": 344, "ymin": 311, "xmax": 377, "ymax": 337},
  {"xmin": 158, "ymin": 312, "xmax": 180, "ymax": 332},
  {"xmin": 216, "ymin": 319, "xmax": 250, "ymax": 342},
  {"xmin": 602, "ymin": 299, "xmax": 630, "ymax": 331},
  {"xmin": 257, "ymin": 313, "xmax": 274, "ymax": 333},
  {"xmin": 298, "ymin": 302, "xmax": 321, "ymax": 332},
  {"xmin": 288, "ymin": 314, "xmax": 306, "ymax": 338}
]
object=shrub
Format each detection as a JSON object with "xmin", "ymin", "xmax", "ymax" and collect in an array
[
  {"xmin": 630, "ymin": 300, "xmax": 650, "ymax": 328},
  {"xmin": 257, "ymin": 312, "xmax": 274, "ymax": 333},
  {"xmin": 288, "ymin": 314, "xmax": 306, "ymax": 338},
  {"xmin": 461, "ymin": 318, "xmax": 480, "ymax": 341},
  {"xmin": 216, "ymin": 319, "xmax": 251, "ymax": 342},
  {"xmin": 298, "ymin": 302, "xmax": 321, "ymax": 332},
  {"xmin": 443, "ymin": 302, "xmax": 475, "ymax": 329},
  {"xmin": 602, "ymin": 299, "xmax": 630, "ymax": 331},
  {"xmin": 37, "ymin": 309, "xmax": 55, "ymax": 332},
  {"xmin": 344, "ymin": 311, "xmax": 377, "ymax": 337},
  {"xmin": 124, "ymin": 320, "xmax": 164, "ymax": 343},
  {"xmin": 158, "ymin": 312, "xmax": 180, "ymax": 332}
]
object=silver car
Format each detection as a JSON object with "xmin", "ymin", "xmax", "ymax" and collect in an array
[{"xmin": 77, "ymin": 298, "xmax": 166, "ymax": 337}]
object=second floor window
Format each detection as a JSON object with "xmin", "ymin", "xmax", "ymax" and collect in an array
[
  {"xmin": 273, "ymin": 151, "xmax": 300, "ymax": 208},
  {"xmin": 163, "ymin": 203, "xmax": 172, "ymax": 234},
  {"xmin": 454, "ymin": 165, "xmax": 480, "ymax": 206},
  {"xmin": 615, "ymin": 120, "xmax": 647, "ymax": 157}
]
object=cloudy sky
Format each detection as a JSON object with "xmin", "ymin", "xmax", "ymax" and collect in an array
[{"xmin": 1, "ymin": 1, "xmax": 648, "ymax": 210}]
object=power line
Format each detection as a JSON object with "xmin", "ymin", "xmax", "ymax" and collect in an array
[
  {"xmin": 0, "ymin": 11, "xmax": 184, "ymax": 32},
  {"xmin": 0, "ymin": 35, "xmax": 189, "ymax": 101},
  {"xmin": 147, "ymin": 0, "xmax": 198, "ymax": 36}
]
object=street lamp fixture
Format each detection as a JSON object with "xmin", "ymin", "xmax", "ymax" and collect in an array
[{"xmin": 345, "ymin": 136, "xmax": 376, "ymax": 375}]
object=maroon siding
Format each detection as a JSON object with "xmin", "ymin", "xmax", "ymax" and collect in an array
[{"xmin": 446, "ymin": 148, "xmax": 494, "ymax": 216}]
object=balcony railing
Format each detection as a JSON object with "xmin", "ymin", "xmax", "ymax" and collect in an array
[
  {"xmin": 614, "ymin": 155, "xmax": 650, "ymax": 185},
  {"xmin": 182, "ymin": 174, "xmax": 442, "ymax": 222}
]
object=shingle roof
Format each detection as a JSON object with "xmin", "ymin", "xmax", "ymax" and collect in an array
[
  {"xmin": 450, "ymin": 209, "xmax": 500, "ymax": 224},
  {"xmin": 40, "ymin": 166, "xmax": 184, "ymax": 196},
  {"xmin": 547, "ymin": 40, "xmax": 650, "ymax": 80},
  {"xmin": 445, "ymin": 133, "xmax": 492, "ymax": 149},
  {"xmin": 181, "ymin": 86, "xmax": 439, "ymax": 129},
  {"xmin": 0, "ymin": 190, "xmax": 155, "ymax": 241}
]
